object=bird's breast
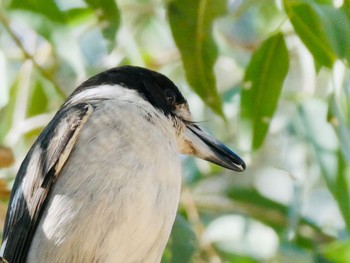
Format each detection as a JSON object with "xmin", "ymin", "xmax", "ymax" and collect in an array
[{"xmin": 26, "ymin": 101, "xmax": 182, "ymax": 263}]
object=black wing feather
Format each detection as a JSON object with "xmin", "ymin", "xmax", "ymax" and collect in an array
[{"xmin": 1, "ymin": 103, "xmax": 93, "ymax": 263}]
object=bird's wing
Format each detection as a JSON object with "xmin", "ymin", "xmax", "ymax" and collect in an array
[{"xmin": 0, "ymin": 102, "xmax": 93, "ymax": 263}]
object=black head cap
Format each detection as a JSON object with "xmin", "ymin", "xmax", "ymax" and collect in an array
[{"xmin": 72, "ymin": 65, "xmax": 187, "ymax": 116}]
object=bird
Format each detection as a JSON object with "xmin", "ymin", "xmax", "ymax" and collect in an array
[{"xmin": 0, "ymin": 65, "xmax": 245, "ymax": 263}]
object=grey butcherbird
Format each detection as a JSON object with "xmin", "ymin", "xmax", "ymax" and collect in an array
[{"xmin": 0, "ymin": 66, "xmax": 245, "ymax": 263}]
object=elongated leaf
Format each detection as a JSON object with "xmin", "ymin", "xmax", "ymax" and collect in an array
[
  {"xmin": 167, "ymin": 0, "xmax": 225, "ymax": 116},
  {"xmin": 240, "ymin": 33, "xmax": 289, "ymax": 150},
  {"xmin": 316, "ymin": 5, "xmax": 350, "ymax": 64},
  {"xmin": 84, "ymin": 0, "xmax": 120, "ymax": 51},
  {"xmin": 334, "ymin": 151, "xmax": 350, "ymax": 231},
  {"xmin": 284, "ymin": 0, "xmax": 336, "ymax": 68},
  {"xmin": 227, "ymin": 188, "xmax": 334, "ymax": 246},
  {"xmin": 329, "ymin": 95, "xmax": 350, "ymax": 162}
]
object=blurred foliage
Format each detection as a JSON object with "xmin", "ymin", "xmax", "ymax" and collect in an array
[{"xmin": 0, "ymin": 0, "xmax": 350, "ymax": 262}]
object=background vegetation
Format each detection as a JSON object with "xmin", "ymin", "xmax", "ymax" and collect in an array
[{"xmin": 0, "ymin": 0, "xmax": 350, "ymax": 262}]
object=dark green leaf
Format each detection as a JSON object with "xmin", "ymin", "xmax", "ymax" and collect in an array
[
  {"xmin": 162, "ymin": 215, "xmax": 196, "ymax": 263},
  {"xmin": 84, "ymin": 0, "xmax": 120, "ymax": 51},
  {"xmin": 240, "ymin": 33, "xmax": 289, "ymax": 150},
  {"xmin": 227, "ymin": 188, "xmax": 335, "ymax": 248},
  {"xmin": 167, "ymin": 0, "xmax": 226, "ymax": 117},
  {"xmin": 228, "ymin": 188, "xmax": 288, "ymax": 217},
  {"xmin": 9, "ymin": 0, "xmax": 65, "ymax": 23},
  {"xmin": 284, "ymin": 0, "xmax": 336, "ymax": 68}
]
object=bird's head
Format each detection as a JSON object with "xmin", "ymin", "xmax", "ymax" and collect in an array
[{"xmin": 66, "ymin": 65, "xmax": 246, "ymax": 172}]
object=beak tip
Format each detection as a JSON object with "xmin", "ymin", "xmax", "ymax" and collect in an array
[
  {"xmin": 228, "ymin": 157, "xmax": 246, "ymax": 172},
  {"xmin": 185, "ymin": 124, "xmax": 247, "ymax": 173},
  {"xmin": 235, "ymin": 161, "xmax": 246, "ymax": 172}
]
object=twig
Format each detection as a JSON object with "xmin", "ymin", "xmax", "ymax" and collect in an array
[{"xmin": 181, "ymin": 187, "xmax": 222, "ymax": 263}]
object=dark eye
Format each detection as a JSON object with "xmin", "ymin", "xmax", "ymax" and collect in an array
[{"xmin": 165, "ymin": 89, "xmax": 177, "ymax": 105}]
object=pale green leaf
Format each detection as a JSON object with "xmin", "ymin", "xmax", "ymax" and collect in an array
[
  {"xmin": 315, "ymin": 5, "xmax": 350, "ymax": 64},
  {"xmin": 27, "ymin": 81, "xmax": 48, "ymax": 117},
  {"xmin": 0, "ymin": 79, "xmax": 20, "ymax": 144},
  {"xmin": 284, "ymin": 0, "xmax": 336, "ymax": 68},
  {"xmin": 329, "ymin": 95, "xmax": 350, "ymax": 162},
  {"xmin": 323, "ymin": 239, "xmax": 350, "ymax": 263}
]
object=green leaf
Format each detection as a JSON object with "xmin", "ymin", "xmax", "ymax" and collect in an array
[
  {"xmin": 27, "ymin": 81, "xmax": 48, "ymax": 117},
  {"xmin": 9, "ymin": 0, "xmax": 65, "ymax": 23},
  {"xmin": 240, "ymin": 33, "xmax": 289, "ymax": 150},
  {"xmin": 227, "ymin": 188, "xmax": 335, "ymax": 248},
  {"xmin": 65, "ymin": 8, "xmax": 94, "ymax": 26},
  {"xmin": 343, "ymin": 0, "xmax": 350, "ymax": 20},
  {"xmin": 217, "ymin": 252, "xmax": 259, "ymax": 263},
  {"xmin": 313, "ymin": 4, "xmax": 350, "ymax": 64},
  {"xmin": 334, "ymin": 151, "xmax": 350, "ymax": 231},
  {"xmin": 167, "ymin": 0, "xmax": 225, "ymax": 117},
  {"xmin": 284, "ymin": 0, "xmax": 336, "ymax": 68},
  {"xmin": 162, "ymin": 215, "xmax": 196, "ymax": 263},
  {"xmin": 84, "ymin": 0, "xmax": 120, "ymax": 51},
  {"xmin": 322, "ymin": 239, "xmax": 350, "ymax": 263},
  {"xmin": 327, "ymin": 97, "xmax": 350, "ymax": 230},
  {"xmin": 0, "ymin": 78, "xmax": 20, "ymax": 144},
  {"xmin": 329, "ymin": 95, "xmax": 350, "ymax": 162}
]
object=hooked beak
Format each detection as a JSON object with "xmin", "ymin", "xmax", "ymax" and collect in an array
[{"xmin": 182, "ymin": 123, "xmax": 246, "ymax": 172}]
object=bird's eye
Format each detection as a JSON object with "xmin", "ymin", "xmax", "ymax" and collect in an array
[{"xmin": 165, "ymin": 89, "xmax": 177, "ymax": 105}]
